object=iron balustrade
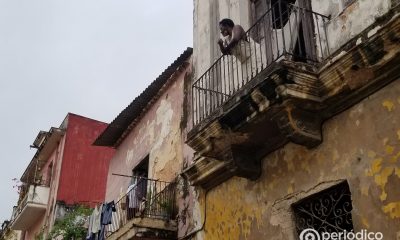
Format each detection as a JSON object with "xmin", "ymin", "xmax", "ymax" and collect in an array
[
  {"xmin": 106, "ymin": 177, "xmax": 176, "ymax": 236},
  {"xmin": 192, "ymin": 1, "xmax": 330, "ymax": 126}
]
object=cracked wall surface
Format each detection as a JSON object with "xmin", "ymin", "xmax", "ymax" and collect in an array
[{"xmin": 188, "ymin": 78, "xmax": 400, "ymax": 240}]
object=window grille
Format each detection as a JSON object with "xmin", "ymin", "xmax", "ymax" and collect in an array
[{"xmin": 292, "ymin": 181, "xmax": 354, "ymax": 237}]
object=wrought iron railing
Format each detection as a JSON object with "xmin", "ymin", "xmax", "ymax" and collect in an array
[
  {"xmin": 106, "ymin": 177, "xmax": 176, "ymax": 236},
  {"xmin": 192, "ymin": 1, "xmax": 330, "ymax": 126}
]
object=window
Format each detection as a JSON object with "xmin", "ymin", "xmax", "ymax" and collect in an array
[
  {"xmin": 131, "ymin": 155, "xmax": 149, "ymax": 181},
  {"xmin": 249, "ymin": 0, "xmax": 312, "ymax": 61},
  {"xmin": 127, "ymin": 155, "xmax": 149, "ymax": 220},
  {"xmin": 250, "ymin": 0, "xmax": 296, "ymax": 31},
  {"xmin": 292, "ymin": 181, "xmax": 354, "ymax": 237},
  {"xmin": 271, "ymin": 0, "xmax": 297, "ymax": 29}
]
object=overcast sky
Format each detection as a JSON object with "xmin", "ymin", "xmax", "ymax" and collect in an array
[{"xmin": 0, "ymin": 0, "xmax": 192, "ymax": 222}]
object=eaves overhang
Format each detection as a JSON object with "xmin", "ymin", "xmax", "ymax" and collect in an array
[{"xmin": 94, "ymin": 47, "xmax": 193, "ymax": 147}]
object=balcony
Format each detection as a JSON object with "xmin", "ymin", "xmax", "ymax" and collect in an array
[
  {"xmin": 11, "ymin": 185, "xmax": 49, "ymax": 230},
  {"xmin": 183, "ymin": 2, "xmax": 400, "ymax": 189},
  {"xmin": 184, "ymin": 2, "xmax": 330, "ymax": 189},
  {"xmin": 105, "ymin": 178, "xmax": 177, "ymax": 240},
  {"xmin": 192, "ymin": 2, "xmax": 330, "ymax": 127}
]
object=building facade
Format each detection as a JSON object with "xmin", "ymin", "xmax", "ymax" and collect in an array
[
  {"xmin": 5, "ymin": 1, "xmax": 400, "ymax": 239},
  {"xmin": 93, "ymin": 48, "xmax": 192, "ymax": 239},
  {"xmin": 181, "ymin": 0, "xmax": 400, "ymax": 239},
  {"xmin": 9, "ymin": 113, "xmax": 115, "ymax": 240}
]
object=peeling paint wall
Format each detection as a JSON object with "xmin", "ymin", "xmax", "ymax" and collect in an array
[
  {"xmin": 105, "ymin": 61, "xmax": 192, "ymax": 203},
  {"xmin": 312, "ymin": 0, "xmax": 392, "ymax": 54},
  {"xmin": 189, "ymin": 79, "xmax": 400, "ymax": 240}
]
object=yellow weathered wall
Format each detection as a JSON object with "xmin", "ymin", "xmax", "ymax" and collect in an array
[
  {"xmin": 196, "ymin": 79, "xmax": 400, "ymax": 240},
  {"xmin": 189, "ymin": 1, "xmax": 400, "ymax": 239}
]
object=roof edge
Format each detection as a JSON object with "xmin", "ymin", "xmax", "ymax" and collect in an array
[{"xmin": 93, "ymin": 47, "xmax": 192, "ymax": 147}]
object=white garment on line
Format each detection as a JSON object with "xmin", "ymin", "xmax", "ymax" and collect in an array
[
  {"xmin": 91, "ymin": 205, "xmax": 101, "ymax": 234},
  {"xmin": 127, "ymin": 182, "xmax": 139, "ymax": 208}
]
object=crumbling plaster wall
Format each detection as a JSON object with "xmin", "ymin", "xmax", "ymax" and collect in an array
[
  {"xmin": 190, "ymin": 79, "xmax": 400, "ymax": 240},
  {"xmin": 312, "ymin": 0, "xmax": 391, "ymax": 54},
  {"xmin": 105, "ymin": 63, "xmax": 191, "ymax": 203}
]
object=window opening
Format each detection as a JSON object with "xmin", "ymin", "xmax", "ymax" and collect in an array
[
  {"xmin": 292, "ymin": 181, "xmax": 354, "ymax": 237},
  {"xmin": 127, "ymin": 155, "xmax": 149, "ymax": 220}
]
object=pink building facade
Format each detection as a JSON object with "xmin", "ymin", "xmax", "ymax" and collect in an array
[
  {"xmin": 10, "ymin": 113, "xmax": 115, "ymax": 239},
  {"xmin": 94, "ymin": 48, "xmax": 192, "ymax": 239}
]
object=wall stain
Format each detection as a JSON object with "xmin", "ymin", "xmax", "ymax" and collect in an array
[{"xmin": 382, "ymin": 100, "xmax": 395, "ymax": 111}]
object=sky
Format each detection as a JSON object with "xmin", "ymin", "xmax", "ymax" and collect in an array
[{"xmin": 0, "ymin": 0, "xmax": 193, "ymax": 222}]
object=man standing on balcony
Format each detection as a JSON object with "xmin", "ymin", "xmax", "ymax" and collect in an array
[
  {"xmin": 218, "ymin": 18, "xmax": 262, "ymax": 81},
  {"xmin": 217, "ymin": 18, "xmax": 247, "ymax": 58}
]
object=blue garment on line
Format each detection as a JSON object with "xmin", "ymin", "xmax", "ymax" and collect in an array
[{"xmin": 98, "ymin": 201, "xmax": 116, "ymax": 240}]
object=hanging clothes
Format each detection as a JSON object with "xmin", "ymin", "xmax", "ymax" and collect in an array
[
  {"xmin": 126, "ymin": 179, "xmax": 139, "ymax": 220},
  {"xmin": 98, "ymin": 201, "xmax": 116, "ymax": 240},
  {"xmin": 135, "ymin": 177, "xmax": 147, "ymax": 204},
  {"xmin": 86, "ymin": 213, "xmax": 94, "ymax": 240},
  {"xmin": 127, "ymin": 181, "xmax": 138, "ymax": 208},
  {"xmin": 102, "ymin": 201, "xmax": 116, "ymax": 225},
  {"xmin": 91, "ymin": 205, "xmax": 102, "ymax": 234}
]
